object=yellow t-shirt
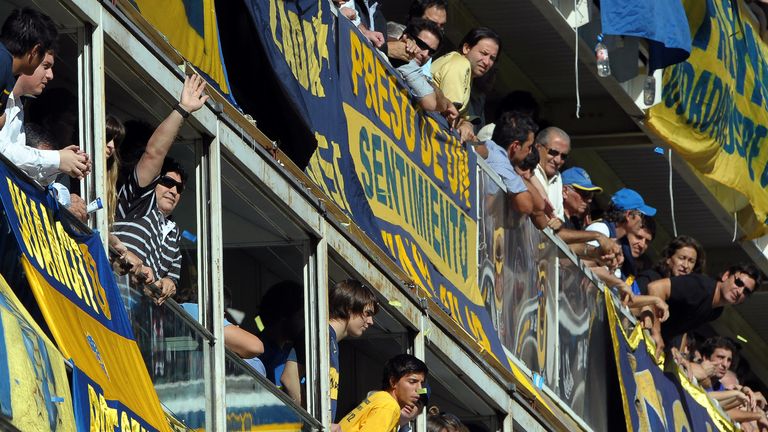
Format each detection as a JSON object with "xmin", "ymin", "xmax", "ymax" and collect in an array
[
  {"xmin": 339, "ymin": 391, "xmax": 400, "ymax": 432},
  {"xmin": 431, "ymin": 51, "xmax": 472, "ymax": 116}
]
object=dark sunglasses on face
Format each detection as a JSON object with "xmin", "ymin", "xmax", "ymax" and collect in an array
[
  {"xmin": 542, "ymin": 145, "xmax": 569, "ymax": 161},
  {"xmin": 572, "ymin": 187, "xmax": 593, "ymax": 200},
  {"xmin": 158, "ymin": 175, "xmax": 185, "ymax": 194},
  {"xmin": 734, "ymin": 277, "xmax": 754, "ymax": 297},
  {"xmin": 410, "ymin": 35, "xmax": 437, "ymax": 56}
]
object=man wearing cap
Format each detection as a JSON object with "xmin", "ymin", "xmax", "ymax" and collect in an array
[
  {"xmin": 533, "ymin": 127, "xmax": 571, "ymax": 220},
  {"xmin": 561, "ymin": 167, "xmax": 602, "ymax": 230},
  {"xmin": 586, "ymin": 188, "xmax": 657, "ymax": 244}
]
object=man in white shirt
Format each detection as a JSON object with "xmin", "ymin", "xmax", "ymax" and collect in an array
[
  {"xmin": 0, "ymin": 50, "xmax": 89, "ymax": 183},
  {"xmin": 532, "ymin": 127, "xmax": 570, "ymax": 220}
]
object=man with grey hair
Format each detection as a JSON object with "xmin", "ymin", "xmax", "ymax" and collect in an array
[{"xmin": 533, "ymin": 127, "xmax": 570, "ymax": 220}]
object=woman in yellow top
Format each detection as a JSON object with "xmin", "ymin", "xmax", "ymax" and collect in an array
[{"xmin": 339, "ymin": 354, "xmax": 428, "ymax": 432}]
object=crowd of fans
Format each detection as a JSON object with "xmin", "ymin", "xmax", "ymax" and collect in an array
[{"xmin": 0, "ymin": 2, "xmax": 766, "ymax": 430}]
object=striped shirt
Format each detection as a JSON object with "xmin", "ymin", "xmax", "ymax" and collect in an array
[{"xmin": 112, "ymin": 169, "xmax": 181, "ymax": 284}]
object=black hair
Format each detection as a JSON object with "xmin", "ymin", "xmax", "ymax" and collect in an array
[
  {"xmin": 603, "ymin": 202, "xmax": 630, "ymax": 224},
  {"xmin": 654, "ymin": 235, "xmax": 706, "ymax": 277},
  {"xmin": 639, "ymin": 215, "xmax": 656, "ymax": 239},
  {"xmin": 106, "ymin": 115, "xmax": 126, "ymax": 148},
  {"xmin": 0, "ymin": 8, "xmax": 58, "ymax": 58},
  {"xmin": 459, "ymin": 27, "xmax": 501, "ymax": 53},
  {"xmin": 722, "ymin": 263, "xmax": 763, "ymax": 289},
  {"xmin": 517, "ymin": 145, "xmax": 540, "ymax": 171},
  {"xmin": 24, "ymin": 123, "xmax": 55, "ymax": 150},
  {"xmin": 259, "ymin": 280, "xmax": 303, "ymax": 329},
  {"xmin": 381, "ymin": 354, "xmax": 428, "ymax": 390},
  {"xmin": 408, "ymin": 0, "xmax": 448, "ymax": 21},
  {"xmin": 427, "ymin": 412, "xmax": 465, "ymax": 432},
  {"xmin": 404, "ymin": 18, "xmax": 443, "ymax": 46},
  {"xmin": 160, "ymin": 157, "xmax": 188, "ymax": 186},
  {"xmin": 700, "ymin": 336, "xmax": 739, "ymax": 359},
  {"xmin": 490, "ymin": 110, "xmax": 538, "ymax": 150},
  {"xmin": 329, "ymin": 279, "xmax": 379, "ymax": 320}
]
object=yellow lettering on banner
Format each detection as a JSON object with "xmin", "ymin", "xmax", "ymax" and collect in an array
[
  {"xmin": 350, "ymin": 33, "xmax": 363, "ymax": 96},
  {"xmin": 8, "ymin": 180, "xmax": 41, "ymax": 262},
  {"xmin": 268, "ymin": 0, "xmax": 329, "ymax": 97},
  {"xmin": 81, "ymin": 243, "xmax": 112, "ymax": 321},
  {"xmin": 671, "ymin": 400, "xmax": 691, "ymax": 432},
  {"xmin": 375, "ymin": 60, "xmax": 391, "ymax": 130},
  {"xmin": 438, "ymin": 285, "xmax": 465, "ymax": 327},
  {"xmin": 634, "ymin": 369, "xmax": 667, "ymax": 431},
  {"xmin": 388, "ymin": 75, "xmax": 403, "ymax": 140},
  {"xmin": 410, "ymin": 241, "xmax": 433, "ymax": 293},
  {"xmin": 363, "ymin": 44, "xmax": 378, "ymax": 116},
  {"xmin": 465, "ymin": 307, "xmax": 492, "ymax": 354}
]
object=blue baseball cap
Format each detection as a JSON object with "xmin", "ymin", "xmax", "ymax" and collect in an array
[
  {"xmin": 611, "ymin": 188, "xmax": 656, "ymax": 216},
  {"xmin": 561, "ymin": 167, "xmax": 602, "ymax": 193}
]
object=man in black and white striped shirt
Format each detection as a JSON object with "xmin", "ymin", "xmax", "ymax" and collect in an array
[{"xmin": 112, "ymin": 74, "xmax": 208, "ymax": 304}]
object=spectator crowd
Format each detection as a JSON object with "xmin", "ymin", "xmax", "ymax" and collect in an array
[{"xmin": 0, "ymin": 1, "xmax": 766, "ymax": 431}]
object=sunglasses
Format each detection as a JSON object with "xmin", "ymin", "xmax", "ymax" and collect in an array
[
  {"xmin": 542, "ymin": 145, "xmax": 569, "ymax": 161},
  {"xmin": 158, "ymin": 175, "xmax": 185, "ymax": 194},
  {"xmin": 410, "ymin": 35, "xmax": 437, "ymax": 56},
  {"xmin": 734, "ymin": 277, "xmax": 754, "ymax": 297},
  {"xmin": 570, "ymin": 187, "xmax": 594, "ymax": 200}
]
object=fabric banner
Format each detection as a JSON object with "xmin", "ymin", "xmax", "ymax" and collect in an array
[
  {"xmin": 647, "ymin": 0, "xmax": 768, "ymax": 237},
  {"xmin": 246, "ymin": 1, "xmax": 507, "ymax": 366},
  {"xmin": 0, "ymin": 162, "xmax": 171, "ymax": 432},
  {"xmin": 130, "ymin": 0, "xmax": 234, "ymax": 102},
  {"xmin": 605, "ymin": 289, "xmax": 735, "ymax": 432},
  {"xmin": 0, "ymin": 272, "xmax": 75, "ymax": 431}
]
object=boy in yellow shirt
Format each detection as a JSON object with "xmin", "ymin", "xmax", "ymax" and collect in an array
[{"xmin": 339, "ymin": 354, "xmax": 428, "ymax": 432}]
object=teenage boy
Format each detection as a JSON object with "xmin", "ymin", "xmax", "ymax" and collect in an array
[{"xmin": 339, "ymin": 354, "xmax": 428, "ymax": 432}]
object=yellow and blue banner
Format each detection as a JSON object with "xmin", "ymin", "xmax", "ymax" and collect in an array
[
  {"xmin": 245, "ymin": 1, "xmax": 506, "ymax": 366},
  {"xmin": 648, "ymin": 0, "xmax": 768, "ymax": 237},
  {"xmin": 130, "ymin": 0, "xmax": 234, "ymax": 103},
  {"xmin": 605, "ymin": 290, "xmax": 734, "ymax": 431},
  {"xmin": 0, "ymin": 271, "xmax": 75, "ymax": 431},
  {"xmin": 0, "ymin": 161, "xmax": 171, "ymax": 432}
]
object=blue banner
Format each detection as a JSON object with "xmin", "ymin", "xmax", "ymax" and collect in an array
[
  {"xmin": 246, "ymin": 0, "xmax": 509, "ymax": 367},
  {"xmin": 605, "ymin": 291, "xmax": 734, "ymax": 431}
]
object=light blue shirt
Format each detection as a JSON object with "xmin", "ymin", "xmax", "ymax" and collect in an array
[{"xmin": 484, "ymin": 139, "xmax": 527, "ymax": 194}]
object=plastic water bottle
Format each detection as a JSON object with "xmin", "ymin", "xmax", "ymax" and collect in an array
[{"xmin": 595, "ymin": 34, "xmax": 611, "ymax": 77}]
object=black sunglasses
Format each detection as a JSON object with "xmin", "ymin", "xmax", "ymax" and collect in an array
[
  {"xmin": 411, "ymin": 35, "xmax": 437, "ymax": 56},
  {"xmin": 542, "ymin": 145, "xmax": 569, "ymax": 161},
  {"xmin": 158, "ymin": 175, "xmax": 185, "ymax": 194},
  {"xmin": 734, "ymin": 277, "xmax": 754, "ymax": 297}
]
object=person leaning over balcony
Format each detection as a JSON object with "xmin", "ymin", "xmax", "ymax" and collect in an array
[
  {"xmin": 111, "ymin": 74, "xmax": 209, "ymax": 304},
  {"xmin": 644, "ymin": 263, "xmax": 762, "ymax": 358},
  {"xmin": 532, "ymin": 127, "xmax": 569, "ymax": 220},
  {"xmin": 561, "ymin": 167, "xmax": 600, "ymax": 231},
  {"xmin": 339, "ymin": 354, "xmax": 428, "ymax": 432},
  {"xmin": 719, "ymin": 369, "xmax": 768, "ymax": 430},
  {"xmin": 635, "ymin": 235, "xmax": 706, "ymax": 295},
  {"xmin": 0, "ymin": 7, "xmax": 58, "ymax": 128},
  {"xmin": 431, "ymin": 27, "xmax": 500, "ymax": 142},
  {"xmin": 333, "ymin": 0, "xmax": 386, "ymax": 50},
  {"xmin": 390, "ymin": 19, "xmax": 457, "ymax": 122},
  {"xmin": 387, "ymin": 0, "xmax": 447, "ymax": 77},
  {"xmin": 0, "ymin": 46, "xmax": 91, "ymax": 183}
]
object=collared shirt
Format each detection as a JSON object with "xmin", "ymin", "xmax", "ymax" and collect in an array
[
  {"xmin": 431, "ymin": 51, "xmax": 471, "ymax": 117},
  {"xmin": 533, "ymin": 164, "xmax": 564, "ymax": 220},
  {"xmin": 0, "ymin": 93, "xmax": 60, "ymax": 184},
  {"xmin": 113, "ymin": 169, "xmax": 182, "ymax": 284},
  {"xmin": 397, "ymin": 60, "xmax": 434, "ymax": 99},
  {"xmin": 483, "ymin": 139, "xmax": 526, "ymax": 194},
  {"xmin": 0, "ymin": 43, "xmax": 15, "ymax": 112}
]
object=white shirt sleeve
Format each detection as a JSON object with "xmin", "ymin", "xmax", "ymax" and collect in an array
[
  {"xmin": 585, "ymin": 221, "xmax": 610, "ymax": 247},
  {"xmin": 0, "ymin": 94, "xmax": 61, "ymax": 185}
]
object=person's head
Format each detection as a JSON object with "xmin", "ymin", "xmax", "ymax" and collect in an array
[
  {"xmin": 0, "ymin": 8, "xmax": 58, "ymax": 75},
  {"xmin": 105, "ymin": 115, "xmax": 125, "ymax": 162},
  {"xmin": 399, "ymin": 385, "xmax": 429, "ymax": 426},
  {"xmin": 259, "ymin": 281, "xmax": 304, "ymax": 342},
  {"xmin": 720, "ymin": 370, "xmax": 740, "ymax": 389},
  {"xmin": 382, "ymin": 354, "xmax": 428, "ymax": 408},
  {"xmin": 408, "ymin": 0, "xmax": 447, "ymax": 29},
  {"xmin": 627, "ymin": 216, "xmax": 655, "ymax": 258},
  {"xmin": 561, "ymin": 167, "xmax": 601, "ymax": 218},
  {"xmin": 718, "ymin": 263, "xmax": 761, "ymax": 306},
  {"xmin": 13, "ymin": 50, "xmax": 53, "ymax": 96},
  {"xmin": 427, "ymin": 411, "xmax": 465, "ymax": 432},
  {"xmin": 24, "ymin": 123, "xmax": 55, "ymax": 150},
  {"xmin": 605, "ymin": 188, "xmax": 657, "ymax": 234},
  {"xmin": 155, "ymin": 157, "xmax": 187, "ymax": 216},
  {"xmin": 700, "ymin": 336, "xmax": 738, "ymax": 379},
  {"xmin": 514, "ymin": 145, "xmax": 539, "ymax": 180},
  {"xmin": 657, "ymin": 235, "xmax": 705, "ymax": 277},
  {"xmin": 490, "ymin": 111, "xmax": 538, "ymax": 165},
  {"xmin": 534, "ymin": 127, "xmax": 570, "ymax": 178},
  {"xmin": 459, "ymin": 27, "xmax": 500, "ymax": 78},
  {"xmin": 329, "ymin": 279, "xmax": 379, "ymax": 338},
  {"xmin": 403, "ymin": 18, "xmax": 442, "ymax": 66}
]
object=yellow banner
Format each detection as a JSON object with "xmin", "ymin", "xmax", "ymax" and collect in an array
[
  {"xmin": 0, "ymin": 273, "xmax": 75, "ymax": 431},
  {"xmin": 647, "ymin": 0, "xmax": 768, "ymax": 237}
]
